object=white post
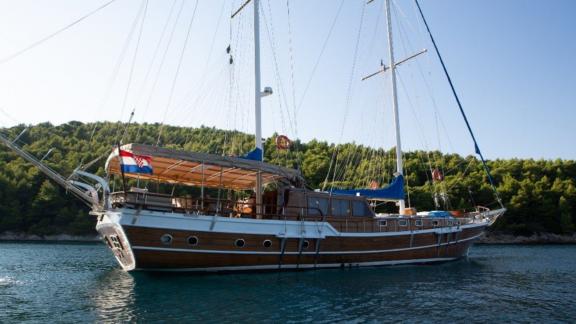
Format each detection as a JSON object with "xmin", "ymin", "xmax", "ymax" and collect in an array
[
  {"xmin": 254, "ymin": 0, "xmax": 263, "ymax": 218},
  {"xmin": 385, "ymin": 0, "xmax": 405, "ymax": 213}
]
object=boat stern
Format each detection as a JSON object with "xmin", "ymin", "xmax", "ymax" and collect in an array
[{"xmin": 95, "ymin": 211, "xmax": 136, "ymax": 271}]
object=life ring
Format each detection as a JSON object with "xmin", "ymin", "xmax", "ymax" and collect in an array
[
  {"xmin": 432, "ymin": 168, "xmax": 444, "ymax": 181},
  {"xmin": 276, "ymin": 135, "xmax": 291, "ymax": 150}
]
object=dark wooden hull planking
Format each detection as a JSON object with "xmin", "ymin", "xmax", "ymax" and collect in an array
[{"xmin": 97, "ymin": 219, "xmax": 485, "ymax": 272}]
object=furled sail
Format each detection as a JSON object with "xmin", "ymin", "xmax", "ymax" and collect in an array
[
  {"xmin": 332, "ymin": 175, "xmax": 405, "ymax": 201},
  {"xmin": 241, "ymin": 147, "xmax": 263, "ymax": 161}
]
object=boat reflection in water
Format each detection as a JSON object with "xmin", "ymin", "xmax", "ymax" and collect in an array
[
  {"xmin": 90, "ymin": 269, "xmax": 136, "ymax": 322},
  {"xmin": 88, "ymin": 258, "xmax": 492, "ymax": 322}
]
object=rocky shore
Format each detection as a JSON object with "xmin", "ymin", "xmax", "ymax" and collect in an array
[
  {"xmin": 0, "ymin": 232, "xmax": 100, "ymax": 242},
  {"xmin": 477, "ymin": 232, "xmax": 576, "ymax": 244}
]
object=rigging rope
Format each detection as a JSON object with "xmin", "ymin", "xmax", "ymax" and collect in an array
[
  {"xmin": 157, "ymin": 0, "xmax": 200, "ymax": 146},
  {"xmin": 296, "ymin": 0, "xmax": 345, "ymax": 116},
  {"xmin": 0, "ymin": 0, "xmax": 118, "ymax": 65},
  {"xmin": 134, "ymin": 0, "xmax": 179, "ymax": 143},
  {"xmin": 117, "ymin": 0, "xmax": 149, "ymax": 145},
  {"xmin": 87, "ymin": 1, "xmax": 148, "ymax": 153},
  {"xmin": 285, "ymin": 0, "xmax": 299, "ymax": 137},
  {"xmin": 0, "ymin": 107, "xmax": 19, "ymax": 125},
  {"xmin": 325, "ymin": 1, "xmax": 366, "ymax": 191},
  {"xmin": 138, "ymin": 0, "xmax": 186, "ymax": 143},
  {"xmin": 414, "ymin": 0, "xmax": 503, "ymax": 208}
]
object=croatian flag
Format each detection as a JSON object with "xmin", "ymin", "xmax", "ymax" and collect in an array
[{"xmin": 119, "ymin": 149, "xmax": 153, "ymax": 174}]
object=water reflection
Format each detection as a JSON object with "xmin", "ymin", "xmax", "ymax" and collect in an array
[
  {"xmin": 90, "ymin": 258, "xmax": 491, "ymax": 322},
  {"xmin": 78, "ymin": 246, "xmax": 576, "ymax": 323},
  {"xmin": 0, "ymin": 276, "xmax": 22, "ymax": 287},
  {"xmin": 90, "ymin": 269, "xmax": 136, "ymax": 322},
  {"xmin": 4, "ymin": 243, "xmax": 575, "ymax": 322}
]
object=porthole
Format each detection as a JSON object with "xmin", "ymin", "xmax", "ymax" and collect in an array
[
  {"xmin": 187, "ymin": 236, "xmax": 199, "ymax": 246},
  {"xmin": 415, "ymin": 220, "xmax": 423, "ymax": 227},
  {"xmin": 235, "ymin": 238, "xmax": 245, "ymax": 248},
  {"xmin": 398, "ymin": 220, "xmax": 408, "ymax": 227},
  {"xmin": 263, "ymin": 240, "xmax": 272, "ymax": 248},
  {"xmin": 447, "ymin": 220, "xmax": 453, "ymax": 226},
  {"xmin": 161, "ymin": 234, "xmax": 173, "ymax": 245},
  {"xmin": 432, "ymin": 220, "xmax": 439, "ymax": 226},
  {"xmin": 302, "ymin": 240, "xmax": 310, "ymax": 249}
]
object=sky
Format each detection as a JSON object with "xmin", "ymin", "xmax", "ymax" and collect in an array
[{"xmin": 0, "ymin": 0, "xmax": 575, "ymax": 160}]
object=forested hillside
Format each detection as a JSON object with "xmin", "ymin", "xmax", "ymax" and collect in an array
[{"xmin": 0, "ymin": 122, "xmax": 574, "ymax": 236}]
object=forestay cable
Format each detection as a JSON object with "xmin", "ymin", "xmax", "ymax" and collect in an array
[
  {"xmin": 0, "ymin": 0, "xmax": 118, "ymax": 65},
  {"xmin": 414, "ymin": 0, "xmax": 503, "ymax": 207},
  {"xmin": 157, "ymin": 0, "xmax": 200, "ymax": 145}
]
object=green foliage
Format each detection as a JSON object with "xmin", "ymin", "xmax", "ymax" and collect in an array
[{"xmin": 0, "ymin": 121, "xmax": 575, "ymax": 236}]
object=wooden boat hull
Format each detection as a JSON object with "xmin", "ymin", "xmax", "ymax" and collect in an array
[{"xmin": 95, "ymin": 208, "xmax": 487, "ymax": 272}]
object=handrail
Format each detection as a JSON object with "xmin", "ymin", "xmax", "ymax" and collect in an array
[
  {"xmin": 0, "ymin": 132, "xmax": 99, "ymax": 209},
  {"xmin": 107, "ymin": 190, "xmax": 496, "ymax": 232}
]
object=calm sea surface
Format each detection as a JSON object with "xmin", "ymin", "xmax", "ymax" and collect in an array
[{"xmin": 0, "ymin": 242, "xmax": 575, "ymax": 323}]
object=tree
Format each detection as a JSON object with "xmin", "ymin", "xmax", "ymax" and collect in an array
[
  {"xmin": 0, "ymin": 121, "xmax": 575, "ymax": 236},
  {"xmin": 559, "ymin": 196, "xmax": 575, "ymax": 234}
]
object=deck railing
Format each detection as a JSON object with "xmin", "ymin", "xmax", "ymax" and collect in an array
[{"xmin": 109, "ymin": 191, "xmax": 486, "ymax": 233}]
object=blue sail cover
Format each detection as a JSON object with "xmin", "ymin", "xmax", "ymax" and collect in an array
[
  {"xmin": 332, "ymin": 175, "xmax": 405, "ymax": 200},
  {"xmin": 241, "ymin": 147, "xmax": 263, "ymax": 161}
]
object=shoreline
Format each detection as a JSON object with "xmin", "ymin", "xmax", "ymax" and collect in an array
[
  {"xmin": 0, "ymin": 232, "xmax": 100, "ymax": 242},
  {"xmin": 477, "ymin": 232, "xmax": 576, "ymax": 244},
  {"xmin": 1, "ymin": 231, "xmax": 575, "ymax": 244}
]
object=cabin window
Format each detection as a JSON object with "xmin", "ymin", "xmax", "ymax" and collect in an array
[
  {"xmin": 302, "ymin": 240, "xmax": 310, "ymax": 250},
  {"xmin": 331, "ymin": 199, "xmax": 350, "ymax": 217},
  {"xmin": 415, "ymin": 220, "xmax": 423, "ymax": 226},
  {"xmin": 352, "ymin": 200, "xmax": 371, "ymax": 217},
  {"xmin": 398, "ymin": 220, "xmax": 408, "ymax": 227},
  {"xmin": 379, "ymin": 220, "xmax": 387, "ymax": 227},
  {"xmin": 187, "ymin": 236, "xmax": 199, "ymax": 246},
  {"xmin": 263, "ymin": 240, "xmax": 272, "ymax": 248},
  {"xmin": 447, "ymin": 220, "xmax": 453, "ymax": 226},
  {"xmin": 307, "ymin": 197, "xmax": 328, "ymax": 216},
  {"xmin": 160, "ymin": 234, "xmax": 173, "ymax": 245},
  {"xmin": 432, "ymin": 220, "xmax": 440, "ymax": 226},
  {"xmin": 235, "ymin": 239, "xmax": 245, "ymax": 248}
]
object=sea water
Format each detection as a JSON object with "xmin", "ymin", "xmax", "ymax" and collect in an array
[{"xmin": 1, "ymin": 242, "xmax": 575, "ymax": 323}]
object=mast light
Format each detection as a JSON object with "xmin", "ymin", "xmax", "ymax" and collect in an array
[{"xmin": 261, "ymin": 87, "xmax": 273, "ymax": 97}]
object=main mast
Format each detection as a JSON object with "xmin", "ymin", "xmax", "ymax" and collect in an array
[
  {"xmin": 385, "ymin": 0, "xmax": 405, "ymax": 213},
  {"xmin": 253, "ymin": 0, "xmax": 263, "ymax": 217}
]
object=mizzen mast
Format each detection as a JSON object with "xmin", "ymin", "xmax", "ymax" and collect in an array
[
  {"xmin": 253, "ymin": 0, "xmax": 264, "ymax": 218},
  {"xmin": 232, "ymin": 0, "xmax": 272, "ymax": 218},
  {"xmin": 364, "ymin": 0, "xmax": 427, "ymax": 214}
]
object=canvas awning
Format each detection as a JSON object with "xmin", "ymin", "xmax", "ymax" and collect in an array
[{"xmin": 105, "ymin": 143, "xmax": 302, "ymax": 190}]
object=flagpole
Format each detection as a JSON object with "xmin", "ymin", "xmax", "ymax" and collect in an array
[{"xmin": 117, "ymin": 143, "xmax": 128, "ymax": 198}]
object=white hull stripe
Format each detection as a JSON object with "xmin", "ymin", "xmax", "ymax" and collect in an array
[
  {"xmin": 112, "ymin": 208, "xmax": 490, "ymax": 238},
  {"xmin": 121, "ymin": 219, "xmax": 486, "ymax": 238},
  {"xmin": 134, "ymin": 257, "xmax": 460, "ymax": 272},
  {"xmin": 132, "ymin": 233, "xmax": 483, "ymax": 256}
]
